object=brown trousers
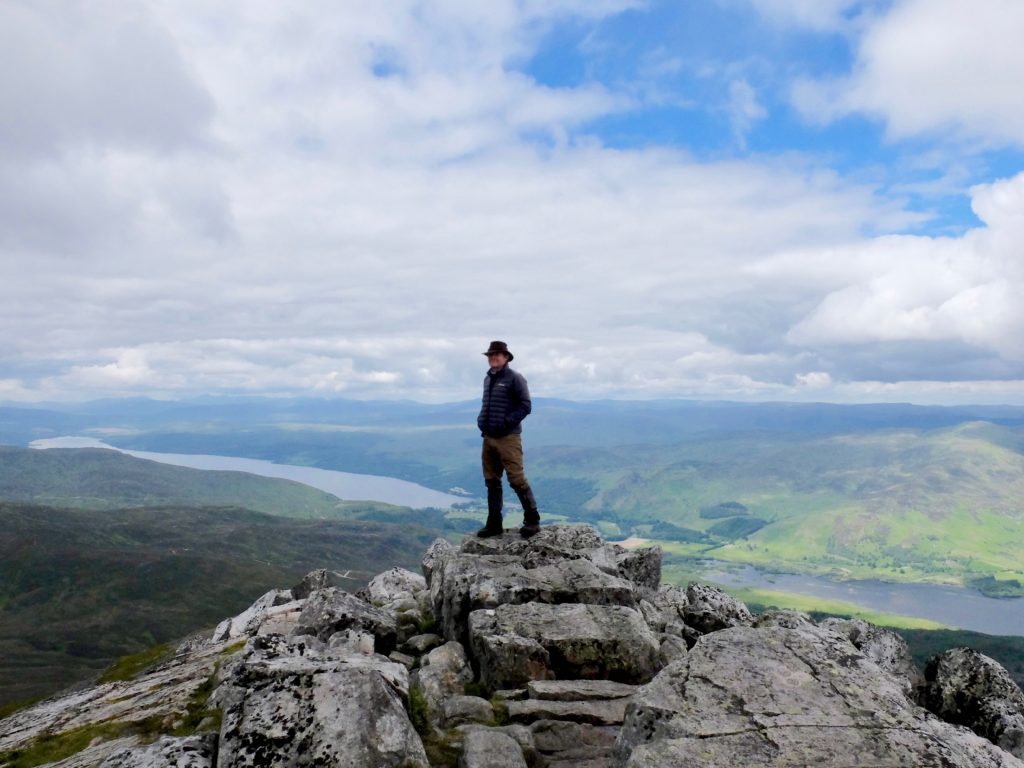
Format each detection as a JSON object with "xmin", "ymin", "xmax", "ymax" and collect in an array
[{"xmin": 481, "ymin": 434, "xmax": 529, "ymax": 490}]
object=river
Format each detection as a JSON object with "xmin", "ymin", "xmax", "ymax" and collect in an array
[
  {"xmin": 29, "ymin": 436, "xmax": 467, "ymax": 509},
  {"xmin": 701, "ymin": 562, "xmax": 1024, "ymax": 636}
]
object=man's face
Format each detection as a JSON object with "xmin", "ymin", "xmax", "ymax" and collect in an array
[{"xmin": 487, "ymin": 352, "xmax": 509, "ymax": 369}]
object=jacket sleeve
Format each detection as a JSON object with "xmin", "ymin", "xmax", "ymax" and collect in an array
[{"xmin": 505, "ymin": 373, "xmax": 532, "ymax": 428}]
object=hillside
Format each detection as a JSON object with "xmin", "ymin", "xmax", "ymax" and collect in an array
[
  {"xmin": 0, "ymin": 502, "xmax": 440, "ymax": 710},
  {"xmin": 6, "ymin": 398, "xmax": 1024, "ymax": 602},
  {"xmin": 527, "ymin": 422, "xmax": 1024, "ymax": 591},
  {"xmin": 0, "ymin": 446, "xmax": 348, "ymax": 518}
]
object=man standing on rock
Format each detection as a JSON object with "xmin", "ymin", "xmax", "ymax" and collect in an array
[{"xmin": 476, "ymin": 340, "xmax": 542, "ymax": 538}]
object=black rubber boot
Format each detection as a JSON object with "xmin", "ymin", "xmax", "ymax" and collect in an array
[
  {"xmin": 477, "ymin": 480, "xmax": 504, "ymax": 537},
  {"xmin": 514, "ymin": 485, "xmax": 541, "ymax": 538}
]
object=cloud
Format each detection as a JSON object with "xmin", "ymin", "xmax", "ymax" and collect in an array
[
  {"xmin": 2, "ymin": 0, "xmax": 1023, "ymax": 406},
  {"xmin": 756, "ymin": 172, "xmax": 1024, "ymax": 368},
  {"xmin": 727, "ymin": 79, "xmax": 767, "ymax": 146},
  {"xmin": 793, "ymin": 0, "xmax": 1024, "ymax": 146}
]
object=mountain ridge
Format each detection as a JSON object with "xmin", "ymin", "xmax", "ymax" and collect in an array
[{"xmin": 2, "ymin": 525, "xmax": 1022, "ymax": 767}]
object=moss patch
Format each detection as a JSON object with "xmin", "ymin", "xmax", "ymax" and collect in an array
[
  {"xmin": 97, "ymin": 643, "xmax": 175, "ymax": 684},
  {"xmin": 0, "ymin": 716, "xmax": 164, "ymax": 768}
]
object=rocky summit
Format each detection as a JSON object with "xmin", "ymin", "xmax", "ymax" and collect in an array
[{"xmin": 2, "ymin": 524, "xmax": 1024, "ymax": 767}]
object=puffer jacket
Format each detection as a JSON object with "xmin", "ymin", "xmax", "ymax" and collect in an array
[{"xmin": 477, "ymin": 365, "xmax": 532, "ymax": 438}]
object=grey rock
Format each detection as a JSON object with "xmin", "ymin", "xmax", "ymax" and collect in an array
[
  {"xmin": 444, "ymin": 695, "xmax": 495, "ymax": 726},
  {"xmin": 431, "ymin": 550, "xmax": 639, "ymax": 643},
  {"xmin": 530, "ymin": 719, "xmax": 618, "ymax": 767},
  {"xmin": 290, "ymin": 568, "xmax": 356, "ymax": 600},
  {"xmin": 456, "ymin": 724, "xmax": 537, "ymax": 764},
  {"xmin": 820, "ymin": 616, "xmax": 922, "ymax": 694},
  {"xmin": 921, "ymin": 647, "xmax": 1024, "ymax": 758},
  {"xmin": 470, "ymin": 630, "xmax": 552, "ymax": 692},
  {"xmin": 459, "ymin": 729, "xmax": 528, "ymax": 768},
  {"xmin": 658, "ymin": 634, "xmax": 688, "ymax": 666},
  {"xmin": 367, "ymin": 566, "xmax": 427, "ymax": 604},
  {"xmin": 327, "ymin": 628, "xmax": 377, "ymax": 655},
  {"xmin": 531, "ymin": 719, "xmax": 619, "ymax": 753},
  {"xmin": 291, "ymin": 587, "xmax": 398, "ymax": 652},
  {"xmin": 638, "ymin": 599, "xmax": 667, "ymax": 632},
  {"xmin": 422, "ymin": 537, "xmax": 456, "ymax": 586},
  {"xmin": 254, "ymin": 599, "xmax": 305, "ymax": 637},
  {"xmin": 462, "ymin": 523, "xmax": 605, "ymax": 557},
  {"xmin": 754, "ymin": 609, "xmax": 816, "ymax": 630},
  {"xmin": 97, "ymin": 733, "xmax": 216, "ymax": 767},
  {"xmin": 218, "ymin": 633, "xmax": 426, "ymax": 767},
  {"xmin": 527, "ymin": 679, "xmax": 637, "ymax": 702},
  {"xmin": 403, "ymin": 632, "xmax": 445, "ymax": 655},
  {"xmin": 681, "ymin": 582, "xmax": 753, "ymax": 635},
  {"xmin": 507, "ymin": 698, "xmax": 629, "ymax": 726},
  {"xmin": 389, "ymin": 651, "xmax": 416, "ymax": 669},
  {"xmin": 411, "ymin": 640, "xmax": 474, "ymax": 725},
  {"xmin": 469, "ymin": 603, "xmax": 661, "ymax": 691},
  {"xmin": 607, "ymin": 544, "xmax": 661, "ymax": 591},
  {"xmin": 618, "ymin": 624, "xmax": 1023, "ymax": 768},
  {"xmin": 211, "ymin": 589, "xmax": 293, "ymax": 641}
]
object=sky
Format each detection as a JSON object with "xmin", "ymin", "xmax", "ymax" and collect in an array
[{"xmin": 3, "ymin": 0, "xmax": 1024, "ymax": 405}]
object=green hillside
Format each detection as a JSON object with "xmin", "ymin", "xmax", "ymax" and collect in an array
[
  {"xmin": 0, "ymin": 502, "xmax": 440, "ymax": 710},
  {"xmin": 0, "ymin": 446, "xmax": 348, "ymax": 518},
  {"xmin": 528, "ymin": 423, "xmax": 1024, "ymax": 592}
]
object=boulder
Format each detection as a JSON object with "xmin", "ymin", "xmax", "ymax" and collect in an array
[
  {"xmin": 422, "ymin": 537, "xmax": 456, "ymax": 586},
  {"xmin": 97, "ymin": 733, "xmax": 216, "ymax": 767},
  {"xmin": 469, "ymin": 603, "xmax": 661, "ymax": 691},
  {"xmin": 819, "ymin": 617, "xmax": 921, "ymax": 695},
  {"xmin": 461, "ymin": 524, "xmax": 605, "ymax": 558},
  {"xmin": 920, "ymin": 647, "xmax": 1024, "ymax": 759},
  {"xmin": 291, "ymin": 568, "xmax": 355, "ymax": 600},
  {"xmin": 507, "ymin": 698, "xmax": 629, "ymax": 726},
  {"xmin": 411, "ymin": 641, "xmax": 474, "ymax": 725},
  {"xmin": 443, "ymin": 695, "xmax": 494, "ymax": 727},
  {"xmin": 459, "ymin": 729, "xmax": 528, "ymax": 768},
  {"xmin": 212, "ymin": 589, "xmax": 294, "ymax": 641},
  {"xmin": 681, "ymin": 582, "xmax": 753, "ymax": 636},
  {"xmin": 367, "ymin": 567, "xmax": 427, "ymax": 604},
  {"xmin": 526, "ymin": 679, "xmax": 637, "ymax": 702},
  {"xmin": 291, "ymin": 587, "xmax": 398, "ymax": 653},
  {"xmin": 254, "ymin": 599, "xmax": 305, "ymax": 637},
  {"xmin": 618, "ymin": 624, "xmax": 1023, "ymax": 767},
  {"xmin": 754, "ymin": 609, "xmax": 816, "ymax": 630},
  {"xmin": 431, "ymin": 552, "xmax": 638, "ymax": 643},
  {"xmin": 530, "ymin": 719, "xmax": 618, "ymax": 766},
  {"xmin": 217, "ymin": 634, "xmax": 426, "ymax": 767},
  {"xmin": 403, "ymin": 633, "xmax": 445, "ymax": 655}
]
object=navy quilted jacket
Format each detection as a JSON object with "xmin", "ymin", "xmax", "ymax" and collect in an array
[{"xmin": 477, "ymin": 365, "xmax": 532, "ymax": 437}]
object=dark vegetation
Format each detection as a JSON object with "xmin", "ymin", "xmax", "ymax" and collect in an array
[
  {"xmin": 0, "ymin": 446, "xmax": 345, "ymax": 518},
  {"xmin": 699, "ymin": 501, "xmax": 749, "ymax": 519},
  {"xmin": 706, "ymin": 516, "xmax": 767, "ymax": 539},
  {"xmin": 0, "ymin": 502, "xmax": 439, "ymax": 709}
]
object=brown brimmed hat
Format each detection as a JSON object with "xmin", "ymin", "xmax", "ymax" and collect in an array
[{"xmin": 483, "ymin": 340, "xmax": 513, "ymax": 361}]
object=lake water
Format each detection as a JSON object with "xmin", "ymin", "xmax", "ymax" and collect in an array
[
  {"xmin": 702, "ymin": 562, "xmax": 1024, "ymax": 636},
  {"xmin": 30, "ymin": 436, "xmax": 467, "ymax": 509}
]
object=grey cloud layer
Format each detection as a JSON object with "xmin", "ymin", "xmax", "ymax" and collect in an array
[{"xmin": 2, "ymin": 0, "xmax": 1023, "ymax": 404}]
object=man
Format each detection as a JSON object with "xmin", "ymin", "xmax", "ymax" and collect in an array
[{"xmin": 476, "ymin": 340, "xmax": 541, "ymax": 538}]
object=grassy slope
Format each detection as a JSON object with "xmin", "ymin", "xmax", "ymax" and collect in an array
[
  {"xmin": 0, "ymin": 502, "xmax": 439, "ymax": 709},
  {"xmin": 530, "ymin": 423, "xmax": 1024, "ymax": 589},
  {"xmin": 0, "ymin": 446, "xmax": 348, "ymax": 518}
]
